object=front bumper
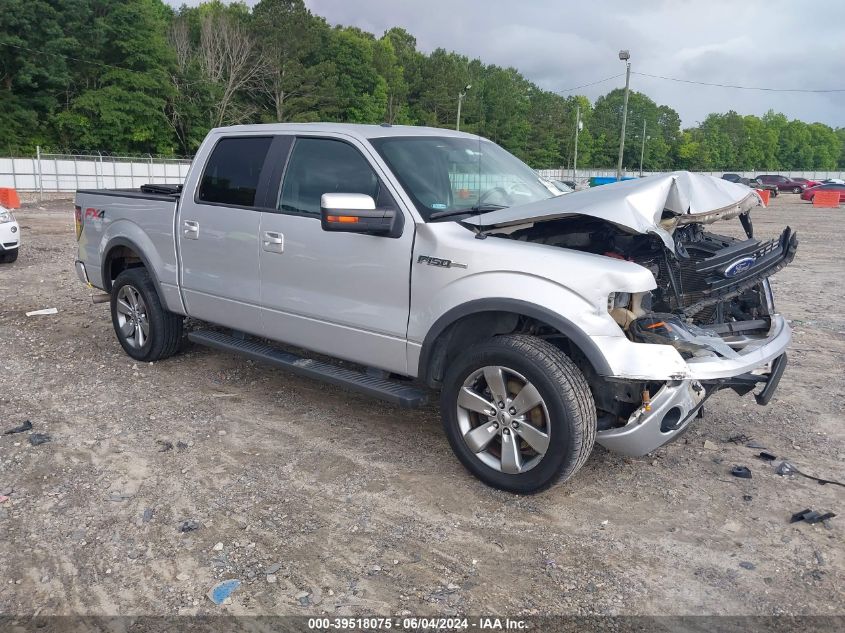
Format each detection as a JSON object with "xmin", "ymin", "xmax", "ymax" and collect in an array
[
  {"xmin": 0, "ymin": 220, "xmax": 20, "ymax": 251},
  {"xmin": 596, "ymin": 316, "xmax": 791, "ymax": 456}
]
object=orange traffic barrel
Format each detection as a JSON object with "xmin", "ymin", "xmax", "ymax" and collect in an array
[
  {"xmin": 0, "ymin": 188, "xmax": 20, "ymax": 208},
  {"xmin": 755, "ymin": 189, "xmax": 770, "ymax": 206},
  {"xmin": 813, "ymin": 190, "xmax": 841, "ymax": 208}
]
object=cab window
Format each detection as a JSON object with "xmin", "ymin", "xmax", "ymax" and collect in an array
[
  {"xmin": 279, "ymin": 138, "xmax": 381, "ymax": 216},
  {"xmin": 198, "ymin": 136, "xmax": 272, "ymax": 207}
]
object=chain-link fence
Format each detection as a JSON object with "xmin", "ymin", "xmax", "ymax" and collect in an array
[{"xmin": 0, "ymin": 147, "xmax": 192, "ymax": 198}]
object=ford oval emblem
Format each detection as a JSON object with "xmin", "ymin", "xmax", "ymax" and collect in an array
[{"xmin": 724, "ymin": 256, "xmax": 756, "ymax": 278}]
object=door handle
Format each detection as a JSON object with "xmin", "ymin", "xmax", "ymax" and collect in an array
[
  {"xmin": 262, "ymin": 231, "xmax": 284, "ymax": 253},
  {"xmin": 183, "ymin": 220, "xmax": 199, "ymax": 240}
]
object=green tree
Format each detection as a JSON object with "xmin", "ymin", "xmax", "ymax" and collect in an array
[{"xmin": 55, "ymin": 0, "xmax": 176, "ymax": 153}]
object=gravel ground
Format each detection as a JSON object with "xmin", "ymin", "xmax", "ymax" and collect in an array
[{"xmin": 0, "ymin": 195, "xmax": 843, "ymax": 617}]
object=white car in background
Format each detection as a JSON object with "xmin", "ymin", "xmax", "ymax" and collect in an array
[{"xmin": 0, "ymin": 205, "xmax": 20, "ymax": 263}]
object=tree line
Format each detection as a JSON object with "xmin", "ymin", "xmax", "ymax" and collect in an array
[{"xmin": 2, "ymin": 0, "xmax": 844, "ymax": 170}]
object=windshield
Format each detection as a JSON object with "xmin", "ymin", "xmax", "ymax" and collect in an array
[{"xmin": 370, "ymin": 136, "xmax": 560, "ymax": 221}]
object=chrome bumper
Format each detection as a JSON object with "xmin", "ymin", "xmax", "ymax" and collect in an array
[
  {"xmin": 596, "ymin": 380, "xmax": 706, "ymax": 456},
  {"xmin": 596, "ymin": 316, "xmax": 791, "ymax": 456}
]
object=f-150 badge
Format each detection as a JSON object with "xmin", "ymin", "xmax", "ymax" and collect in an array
[{"xmin": 417, "ymin": 255, "xmax": 468, "ymax": 269}]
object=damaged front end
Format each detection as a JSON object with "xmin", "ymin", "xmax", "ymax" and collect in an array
[{"xmin": 468, "ymin": 172, "xmax": 797, "ymax": 456}]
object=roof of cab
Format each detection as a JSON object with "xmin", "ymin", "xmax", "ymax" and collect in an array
[{"xmin": 208, "ymin": 122, "xmax": 481, "ymax": 141}]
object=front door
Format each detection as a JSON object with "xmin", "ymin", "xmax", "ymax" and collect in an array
[
  {"xmin": 177, "ymin": 135, "xmax": 273, "ymax": 335},
  {"xmin": 258, "ymin": 135, "xmax": 414, "ymax": 374}
]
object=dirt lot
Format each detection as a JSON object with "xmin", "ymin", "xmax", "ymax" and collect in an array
[{"xmin": 0, "ymin": 195, "xmax": 843, "ymax": 618}]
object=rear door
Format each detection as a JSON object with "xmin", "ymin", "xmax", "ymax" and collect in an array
[
  {"xmin": 177, "ymin": 135, "xmax": 274, "ymax": 334},
  {"xmin": 258, "ymin": 135, "xmax": 415, "ymax": 374}
]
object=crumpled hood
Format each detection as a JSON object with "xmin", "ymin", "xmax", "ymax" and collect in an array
[{"xmin": 464, "ymin": 171, "xmax": 762, "ymax": 250}]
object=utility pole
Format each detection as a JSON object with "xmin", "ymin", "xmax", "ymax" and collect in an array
[
  {"xmin": 456, "ymin": 84, "xmax": 471, "ymax": 131},
  {"xmin": 639, "ymin": 119, "xmax": 648, "ymax": 177},
  {"xmin": 572, "ymin": 104, "xmax": 581, "ymax": 182},
  {"xmin": 616, "ymin": 50, "xmax": 631, "ymax": 182}
]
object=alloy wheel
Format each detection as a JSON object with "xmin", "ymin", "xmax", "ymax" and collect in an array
[{"xmin": 456, "ymin": 365, "xmax": 550, "ymax": 474}]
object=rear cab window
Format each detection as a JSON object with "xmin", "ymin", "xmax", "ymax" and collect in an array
[{"xmin": 198, "ymin": 136, "xmax": 273, "ymax": 207}]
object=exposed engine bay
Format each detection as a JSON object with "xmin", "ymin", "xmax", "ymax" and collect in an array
[{"xmin": 496, "ymin": 210, "xmax": 798, "ymax": 428}]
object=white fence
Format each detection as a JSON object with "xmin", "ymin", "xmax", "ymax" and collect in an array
[
  {"xmin": 2, "ymin": 149, "xmax": 844, "ymax": 197},
  {"xmin": 0, "ymin": 150, "xmax": 192, "ymax": 196}
]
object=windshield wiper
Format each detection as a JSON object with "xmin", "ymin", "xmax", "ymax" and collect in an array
[{"xmin": 429, "ymin": 204, "xmax": 505, "ymax": 221}]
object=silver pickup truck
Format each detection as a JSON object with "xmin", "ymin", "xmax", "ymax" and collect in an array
[{"xmin": 74, "ymin": 123, "xmax": 796, "ymax": 493}]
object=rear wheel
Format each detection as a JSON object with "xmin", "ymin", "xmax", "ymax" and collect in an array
[
  {"xmin": 792, "ymin": 186, "xmax": 802, "ymax": 194},
  {"xmin": 110, "ymin": 268, "xmax": 183, "ymax": 362},
  {"xmin": 440, "ymin": 334, "xmax": 596, "ymax": 494}
]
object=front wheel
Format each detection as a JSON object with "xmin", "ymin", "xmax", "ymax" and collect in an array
[
  {"xmin": 110, "ymin": 268, "xmax": 183, "ymax": 362},
  {"xmin": 0, "ymin": 249, "xmax": 18, "ymax": 263},
  {"xmin": 792, "ymin": 186, "xmax": 802, "ymax": 194},
  {"xmin": 440, "ymin": 334, "xmax": 596, "ymax": 494}
]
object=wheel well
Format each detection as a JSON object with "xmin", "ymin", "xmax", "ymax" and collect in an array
[
  {"xmin": 421, "ymin": 310, "xmax": 603, "ymax": 389},
  {"xmin": 104, "ymin": 245, "xmax": 145, "ymax": 292}
]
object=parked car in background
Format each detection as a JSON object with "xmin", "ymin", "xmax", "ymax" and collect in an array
[
  {"xmin": 791, "ymin": 177, "xmax": 821, "ymax": 188},
  {"xmin": 721, "ymin": 173, "xmax": 748, "ymax": 185},
  {"xmin": 0, "ymin": 205, "xmax": 20, "ymax": 263},
  {"xmin": 748, "ymin": 177, "xmax": 778, "ymax": 197},
  {"xmin": 800, "ymin": 183, "xmax": 845, "ymax": 202},
  {"xmin": 756, "ymin": 174, "xmax": 807, "ymax": 193},
  {"xmin": 821, "ymin": 178, "xmax": 845, "ymax": 185},
  {"xmin": 549, "ymin": 179, "xmax": 574, "ymax": 194}
]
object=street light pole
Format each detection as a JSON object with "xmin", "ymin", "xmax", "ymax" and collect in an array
[
  {"xmin": 456, "ymin": 84, "xmax": 471, "ymax": 131},
  {"xmin": 639, "ymin": 119, "xmax": 647, "ymax": 177},
  {"xmin": 572, "ymin": 103, "xmax": 581, "ymax": 181},
  {"xmin": 616, "ymin": 50, "xmax": 631, "ymax": 182}
]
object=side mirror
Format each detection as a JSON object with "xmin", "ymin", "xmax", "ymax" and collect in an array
[{"xmin": 320, "ymin": 193, "xmax": 402, "ymax": 237}]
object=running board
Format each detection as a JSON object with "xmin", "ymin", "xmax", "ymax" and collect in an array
[{"xmin": 188, "ymin": 329, "xmax": 428, "ymax": 409}]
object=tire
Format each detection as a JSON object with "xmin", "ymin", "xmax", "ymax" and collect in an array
[
  {"xmin": 440, "ymin": 334, "xmax": 596, "ymax": 494},
  {"xmin": 792, "ymin": 186, "xmax": 802, "ymax": 194},
  {"xmin": 110, "ymin": 267, "xmax": 183, "ymax": 362},
  {"xmin": 0, "ymin": 249, "xmax": 18, "ymax": 263},
  {"xmin": 771, "ymin": 189, "xmax": 778, "ymax": 197}
]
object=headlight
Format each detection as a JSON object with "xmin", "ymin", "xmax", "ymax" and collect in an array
[{"xmin": 0, "ymin": 210, "xmax": 14, "ymax": 224}]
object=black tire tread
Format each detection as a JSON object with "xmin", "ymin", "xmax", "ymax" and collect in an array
[
  {"xmin": 441, "ymin": 333, "xmax": 596, "ymax": 493},
  {"xmin": 498, "ymin": 334, "xmax": 596, "ymax": 485},
  {"xmin": 112, "ymin": 268, "xmax": 182, "ymax": 361}
]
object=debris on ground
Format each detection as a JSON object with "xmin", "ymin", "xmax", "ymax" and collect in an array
[
  {"xmin": 0, "ymin": 495, "xmax": 9, "ymax": 504},
  {"xmin": 790, "ymin": 509, "xmax": 837, "ymax": 525},
  {"xmin": 731, "ymin": 465, "xmax": 752, "ymax": 479},
  {"xmin": 743, "ymin": 495, "xmax": 753, "ymax": 502},
  {"xmin": 206, "ymin": 579, "xmax": 241, "ymax": 605},
  {"xmin": 727, "ymin": 434, "xmax": 752, "ymax": 445},
  {"xmin": 746, "ymin": 440, "xmax": 768, "ymax": 449},
  {"xmin": 3, "ymin": 420, "xmax": 33, "ymax": 435},
  {"xmin": 28, "ymin": 433, "xmax": 51, "ymax": 446},
  {"xmin": 703, "ymin": 440, "xmax": 718, "ymax": 450},
  {"xmin": 739, "ymin": 561, "xmax": 756, "ymax": 570},
  {"xmin": 758, "ymin": 451, "xmax": 777, "ymax": 462},
  {"xmin": 142, "ymin": 508, "xmax": 154, "ymax": 523},
  {"xmin": 25, "ymin": 308, "xmax": 58, "ymax": 316},
  {"xmin": 178, "ymin": 520, "xmax": 202, "ymax": 533},
  {"xmin": 156, "ymin": 440, "xmax": 174, "ymax": 452},
  {"xmin": 776, "ymin": 461, "xmax": 845, "ymax": 487}
]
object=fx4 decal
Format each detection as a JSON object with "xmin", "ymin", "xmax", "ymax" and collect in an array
[{"xmin": 417, "ymin": 255, "xmax": 467, "ymax": 269}]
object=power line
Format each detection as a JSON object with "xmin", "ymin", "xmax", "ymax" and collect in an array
[
  {"xmin": 556, "ymin": 73, "xmax": 625, "ymax": 93},
  {"xmin": 0, "ymin": 41, "xmax": 148, "ymax": 76},
  {"xmin": 633, "ymin": 71, "xmax": 845, "ymax": 93}
]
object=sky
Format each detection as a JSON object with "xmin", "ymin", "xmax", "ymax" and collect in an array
[{"xmin": 167, "ymin": 0, "xmax": 845, "ymax": 128}]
